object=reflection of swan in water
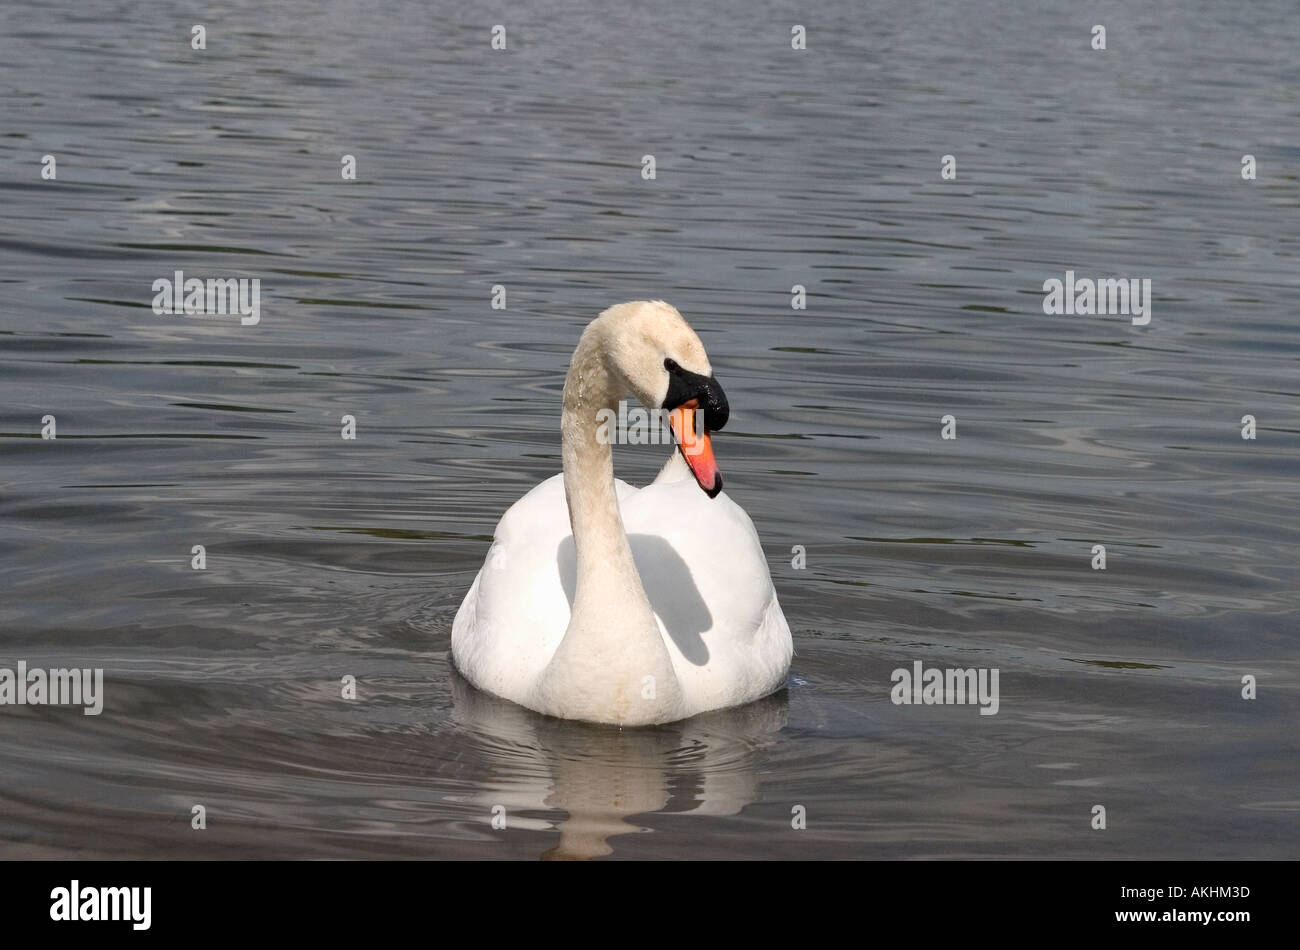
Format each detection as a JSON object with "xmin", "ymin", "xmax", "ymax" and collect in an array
[{"xmin": 448, "ymin": 668, "xmax": 788, "ymax": 859}]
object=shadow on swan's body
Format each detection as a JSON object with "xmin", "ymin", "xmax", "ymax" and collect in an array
[
  {"xmin": 558, "ymin": 533, "xmax": 715, "ymax": 666},
  {"xmin": 452, "ymin": 301, "xmax": 793, "ymax": 725}
]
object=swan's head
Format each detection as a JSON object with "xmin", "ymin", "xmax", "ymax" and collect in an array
[{"xmin": 595, "ymin": 300, "xmax": 730, "ymax": 498}]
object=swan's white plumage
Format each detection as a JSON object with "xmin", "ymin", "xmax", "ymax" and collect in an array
[
  {"xmin": 452, "ymin": 473, "xmax": 792, "ymax": 718},
  {"xmin": 451, "ymin": 300, "xmax": 793, "ymax": 725}
]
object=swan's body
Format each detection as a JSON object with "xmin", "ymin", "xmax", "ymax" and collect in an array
[{"xmin": 452, "ymin": 301, "xmax": 792, "ymax": 725}]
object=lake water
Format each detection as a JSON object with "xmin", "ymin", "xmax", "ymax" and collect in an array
[{"xmin": 1, "ymin": 0, "xmax": 1297, "ymax": 859}]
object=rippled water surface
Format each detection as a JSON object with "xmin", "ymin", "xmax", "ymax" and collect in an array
[{"xmin": 2, "ymin": 0, "xmax": 1298, "ymax": 859}]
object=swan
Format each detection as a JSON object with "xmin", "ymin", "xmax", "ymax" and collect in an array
[{"xmin": 451, "ymin": 300, "xmax": 792, "ymax": 726}]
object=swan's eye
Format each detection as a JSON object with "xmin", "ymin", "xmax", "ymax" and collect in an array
[{"xmin": 664, "ymin": 357, "xmax": 681, "ymax": 374}]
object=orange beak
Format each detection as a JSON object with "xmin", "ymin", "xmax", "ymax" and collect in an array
[{"xmin": 667, "ymin": 399, "xmax": 722, "ymax": 498}]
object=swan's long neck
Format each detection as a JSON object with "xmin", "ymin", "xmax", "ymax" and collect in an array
[
  {"xmin": 532, "ymin": 325, "xmax": 683, "ymax": 723},
  {"xmin": 560, "ymin": 354, "xmax": 638, "ymax": 610}
]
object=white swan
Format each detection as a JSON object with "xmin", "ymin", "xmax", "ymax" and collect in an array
[{"xmin": 452, "ymin": 300, "xmax": 792, "ymax": 726}]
